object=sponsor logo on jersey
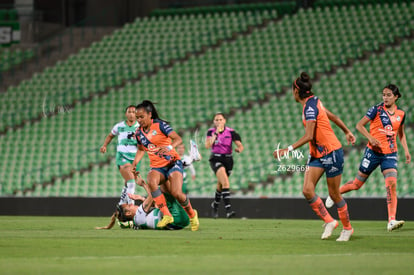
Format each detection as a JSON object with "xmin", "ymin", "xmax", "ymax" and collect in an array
[
  {"xmin": 378, "ymin": 124, "xmax": 395, "ymax": 136},
  {"xmin": 305, "ymin": 106, "xmax": 315, "ymax": 116}
]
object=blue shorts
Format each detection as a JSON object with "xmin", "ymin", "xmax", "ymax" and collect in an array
[
  {"xmin": 307, "ymin": 148, "xmax": 344, "ymax": 178},
  {"xmin": 358, "ymin": 147, "xmax": 398, "ymax": 175},
  {"xmin": 151, "ymin": 160, "xmax": 183, "ymax": 179}
]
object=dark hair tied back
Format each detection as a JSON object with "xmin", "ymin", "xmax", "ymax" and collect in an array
[
  {"xmin": 136, "ymin": 100, "xmax": 161, "ymax": 120},
  {"xmin": 116, "ymin": 204, "xmax": 128, "ymax": 222},
  {"xmin": 293, "ymin": 72, "xmax": 313, "ymax": 99},
  {"xmin": 125, "ymin": 105, "xmax": 136, "ymax": 112}
]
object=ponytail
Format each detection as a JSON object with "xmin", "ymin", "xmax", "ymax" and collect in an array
[
  {"xmin": 136, "ymin": 100, "xmax": 169, "ymax": 123},
  {"xmin": 293, "ymin": 72, "xmax": 313, "ymax": 99}
]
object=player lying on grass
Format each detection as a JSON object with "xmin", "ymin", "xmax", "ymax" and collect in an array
[{"xmin": 95, "ymin": 174, "xmax": 190, "ymax": 230}]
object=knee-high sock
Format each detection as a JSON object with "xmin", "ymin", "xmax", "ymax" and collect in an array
[
  {"xmin": 212, "ymin": 189, "xmax": 221, "ymax": 208},
  {"xmin": 340, "ymin": 175, "xmax": 366, "ymax": 194},
  {"xmin": 385, "ymin": 174, "xmax": 398, "ymax": 221},
  {"xmin": 151, "ymin": 189, "xmax": 172, "ymax": 217},
  {"xmin": 222, "ymin": 188, "xmax": 232, "ymax": 212},
  {"xmin": 119, "ymin": 186, "xmax": 128, "ymax": 204},
  {"xmin": 308, "ymin": 195, "xmax": 334, "ymax": 223},
  {"xmin": 336, "ymin": 199, "xmax": 352, "ymax": 230},
  {"xmin": 126, "ymin": 179, "xmax": 135, "ymax": 195},
  {"xmin": 180, "ymin": 195, "xmax": 195, "ymax": 218}
]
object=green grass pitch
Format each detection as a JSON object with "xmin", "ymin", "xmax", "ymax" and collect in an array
[{"xmin": 0, "ymin": 216, "xmax": 413, "ymax": 274}]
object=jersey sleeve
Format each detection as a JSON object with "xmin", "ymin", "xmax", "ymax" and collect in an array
[
  {"xmin": 401, "ymin": 112, "xmax": 406, "ymax": 125},
  {"xmin": 365, "ymin": 105, "xmax": 377, "ymax": 120},
  {"xmin": 231, "ymin": 130, "xmax": 242, "ymax": 142},
  {"xmin": 134, "ymin": 129, "xmax": 142, "ymax": 145},
  {"xmin": 111, "ymin": 123, "xmax": 119, "ymax": 136},
  {"xmin": 304, "ymin": 98, "xmax": 319, "ymax": 121},
  {"xmin": 158, "ymin": 120, "xmax": 174, "ymax": 136},
  {"xmin": 206, "ymin": 129, "xmax": 214, "ymax": 137}
]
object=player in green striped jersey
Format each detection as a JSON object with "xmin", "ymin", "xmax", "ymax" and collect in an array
[
  {"xmin": 96, "ymin": 174, "xmax": 189, "ymax": 230},
  {"xmin": 100, "ymin": 105, "xmax": 141, "ymax": 205}
]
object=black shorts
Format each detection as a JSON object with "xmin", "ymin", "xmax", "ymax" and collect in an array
[{"xmin": 209, "ymin": 154, "xmax": 234, "ymax": 176}]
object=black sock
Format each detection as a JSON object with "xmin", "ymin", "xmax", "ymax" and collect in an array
[
  {"xmin": 222, "ymin": 188, "xmax": 231, "ymax": 212},
  {"xmin": 213, "ymin": 189, "xmax": 221, "ymax": 208}
]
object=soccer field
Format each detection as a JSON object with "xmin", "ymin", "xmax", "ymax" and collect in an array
[{"xmin": 0, "ymin": 217, "xmax": 413, "ymax": 274}]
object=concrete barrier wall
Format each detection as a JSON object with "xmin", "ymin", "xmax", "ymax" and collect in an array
[{"xmin": 1, "ymin": 197, "xmax": 413, "ymax": 220}]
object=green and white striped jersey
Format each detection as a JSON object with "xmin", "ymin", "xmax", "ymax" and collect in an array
[
  {"xmin": 133, "ymin": 204, "xmax": 161, "ymax": 229},
  {"xmin": 111, "ymin": 121, "xmax": 140, "ymax": 156}
]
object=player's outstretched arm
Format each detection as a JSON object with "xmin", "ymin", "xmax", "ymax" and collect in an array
[
  {"xmin": 325, "ymin": 108, "xmax": 355, "ymax": 145},
  {"xmin": 398, "ymin": 124, "xmax": 411, "ymax": 163},
  {"xmin": 274, "ymin": 120, "xmax": 316, "ymax": 159},
  {"xmin": 100, "ymin": 133, "xmax": 115, "ymax": 153},
  {"xmin": 95, "ymin": 212, "xmax": 116, "ymax": 230}
]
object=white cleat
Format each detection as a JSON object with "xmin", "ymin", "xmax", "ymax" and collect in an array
[
  {"xmin": 387, "ymin": 220, "xmax": 405, "ymax": 232},
  {"xmin": 190, "ymin": 139, "xmax": 201, "ymax": 161},
  {"xmin": 325, "ymin": 196, "xmax": 334, "ymax": 208},
  {"xmin": 321, "ymin": 220, "xmax": 339, "ymax": 240},
  {"xmin": 336, "ymin": 229, "xmax": 354, "ymax": 242}
]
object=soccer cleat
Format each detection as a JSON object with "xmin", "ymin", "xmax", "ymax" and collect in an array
[
  {"xmin": 387, "ymin": 220, "xmax": 405, "ymax": 232},
  {"xmin": 226, "ymin": 210, "xmax": 236, "ymax": 219},
  {"xmin": 321, "ymin": 220, "xmax": 339, "ymax": 240},
  {"xmin": 325, "ymin": 196, "xmax": 334, "ymax": 209},
  {"xmin": 190, "ymin": 139, "xmax": 202, "ymax": 161},
  {"xmin": 211, "ymin": 202, "xmax": 219, "ymax": 219},
  {"xmin": 336, "ymin": 229, "xmax": 354, "ymax": 242},
  {"xmin": 190, "ymin": 210, "xmax": 200, "ymax": 231},
  {"xmin": 157, "ymin": 215, "xmax": 174, "ymax": 228}
]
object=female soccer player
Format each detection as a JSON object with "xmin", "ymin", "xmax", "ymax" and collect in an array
[
  {"xmin": 205, "ymin": 112, "xmax": 244, "ymax": 219},
  {"xmin": 95, "ymin": 187, "xmax": 190, "ymax": 230},
  {"xmin": 325, "ymin": 84, "xmax": 411, "ymax": 231},
  {"xmin": 131, "ymin": 100, "xmax": 199, "ymax": 231},
  {"xmin": 100, "ymin": 105, "xmax": 140, "ymax": 205},
  {"xmin": 274, "ymin": 72, "xmax": 356, "ymax": 241}
]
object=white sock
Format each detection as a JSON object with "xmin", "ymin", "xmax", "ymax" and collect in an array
[
  {"xmin": 126, "ymin": 179, "xmax": 135, "ymax": 204},
  {"xmin": 119, "ymin": 186, "xmax": 128, "ymax": 205}
]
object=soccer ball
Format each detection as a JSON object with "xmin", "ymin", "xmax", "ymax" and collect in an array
[{"xmin": 118, "ymin": 220, "xmax": 133, "ymax": 229}]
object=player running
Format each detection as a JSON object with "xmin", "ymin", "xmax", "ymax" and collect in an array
[
  {"xmin": 131, "ymin": 100, "xmax": 199, "ymax": 231},
  {"xmin": 100, "ymin": 105, "xmax": 140, "ymax": 205},
  {"xmin": 274, "ymin": 72, "xmax": 356, "ymax": 241},
  {"xmin": 325, "ymin": 84, "xmax": 411, "ymax": 231}
]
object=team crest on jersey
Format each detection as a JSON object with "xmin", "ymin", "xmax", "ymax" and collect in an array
[
  {"xmin": 152, "ymin": 130, "xmax": 157, "ymax": 136},
  {"xmin": 396, "ymin": 116, "xmax": 401, "ymax": 121}
]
